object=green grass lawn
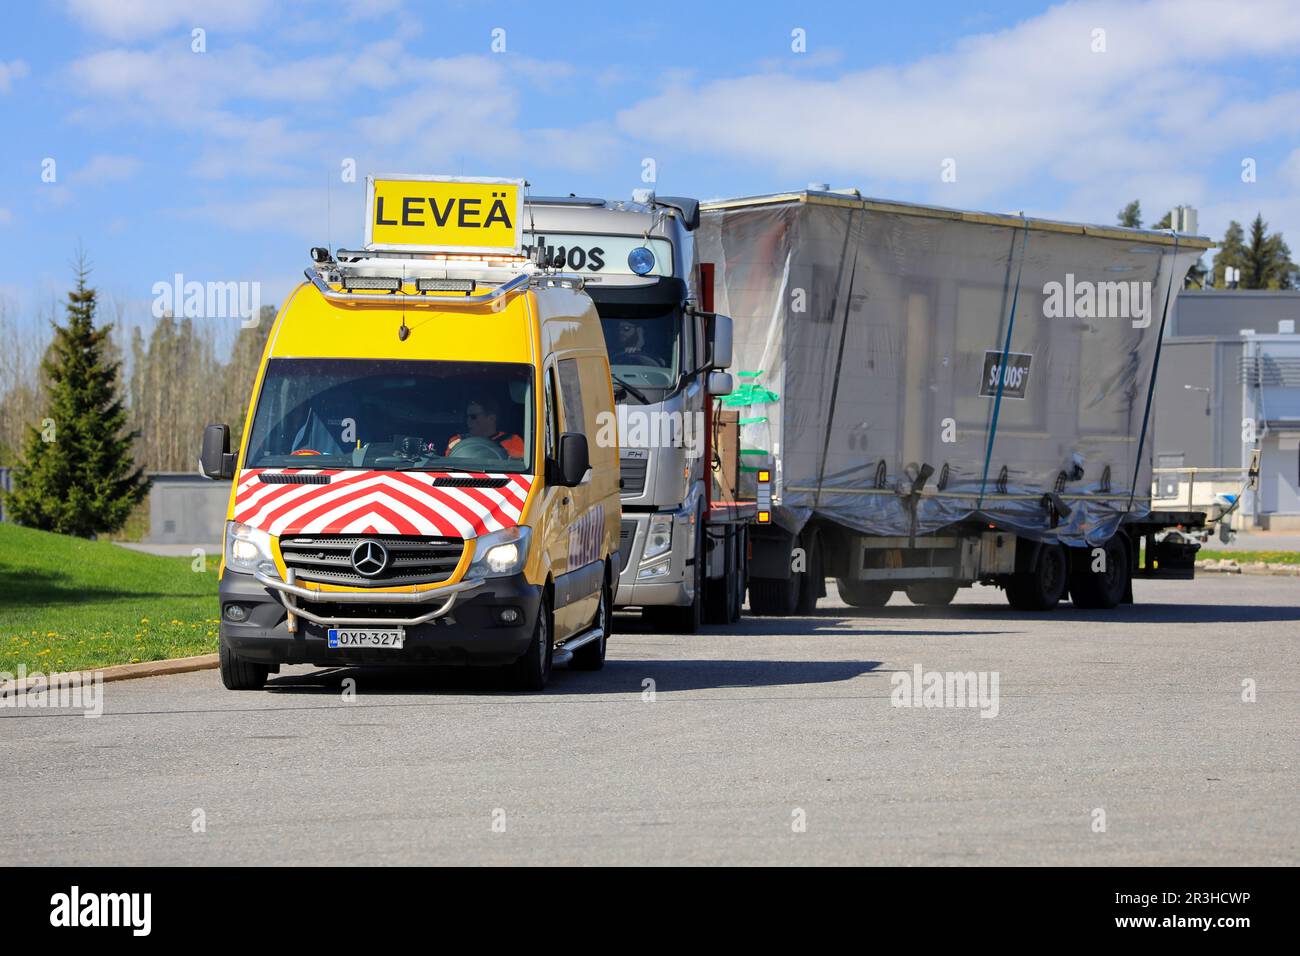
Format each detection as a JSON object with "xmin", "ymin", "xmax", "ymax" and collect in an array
[
  {"xmin": 0, "ymin": 522, "xmax": 220, "ymax": 673},
  {"xmin": 1197, "ymin": 550, "xmax": 1300, "ymax": 565}
]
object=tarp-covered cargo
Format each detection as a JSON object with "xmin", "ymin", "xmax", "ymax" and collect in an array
[{"xmin": 699, "ymin": 192, "xmax": 1211, "ymax": 546}]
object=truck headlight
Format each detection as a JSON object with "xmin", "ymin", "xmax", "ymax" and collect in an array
[
  {"xmin": 225, "ymin": 521, "xmax": 276, "ymax": 575},
  {"xmin": 643, "ymin": 515, "xmax": 673, "ymax": 560},
  {"xmin": 467, "ymin": 526, "xmax": 531, "ymax": 579}
]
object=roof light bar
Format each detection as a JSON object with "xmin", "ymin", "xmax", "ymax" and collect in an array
[
  {"xmin": 342, "ymin": 276, "xmax": 402, "ymax": 292},
  {"xmin": 416, "ymin": 278, "xmax": 476, "ymax": 293}
]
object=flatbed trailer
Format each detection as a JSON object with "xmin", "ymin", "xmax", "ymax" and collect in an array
[{"xmin": 699, "ymin": 190, "xmax": 1215, "ymax": 613}]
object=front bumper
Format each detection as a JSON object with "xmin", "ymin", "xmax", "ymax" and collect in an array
[
  {"xmin": 219, "ymin": 570, "xmax": 541, "ymax": 667},
  {"xmin": 614, "ymin": 508, "xmax": 695, "ymax": 607}
]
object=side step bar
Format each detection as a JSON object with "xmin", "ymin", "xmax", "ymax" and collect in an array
[{"xmin": 553, "ymin": 624, "xmax": 604, "ymax": 666}]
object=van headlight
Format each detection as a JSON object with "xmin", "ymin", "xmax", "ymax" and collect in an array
[
  {"xmin": 467, "ymin": 526, "xmax": 531, "ymax": 579},
  {"xmin": 643, "ymin": 515, "xmax": 673, "ymax": 559},
  {"xmin": 225, "ymin": 521, "xmax": 276, "ymax": 576}
]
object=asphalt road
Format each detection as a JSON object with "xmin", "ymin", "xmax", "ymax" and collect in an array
[{"xmin": 2, "ymin": 576, "xmax": 1296, "ymax": 866}]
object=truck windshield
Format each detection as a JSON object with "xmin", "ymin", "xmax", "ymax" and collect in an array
[
  {"xmin": 600, "ymin": 310, "xmax": 681, "ymax": 403},
  {"xmin": 244, "ymin": 358, "xmax": 533, "ymax": 473}
]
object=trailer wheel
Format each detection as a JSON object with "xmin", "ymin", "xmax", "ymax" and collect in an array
[
  {"xmin": 748, "ymin": 575, "xmax": 800, "ymax": 616},
  {"xmin": 836, "ymin": 578, "xmax": 893, "ymax": 608},
  {"xmin": 1006, "ymin": 544, "xmax": 1068, "ymax": 611},
  {"xmin": 795, "ymin": 531, "xmax": 823, "ymax": 614},
  {"xmin": 905, "ymin": 581, "xmax": 959, "ymax": 606},
  {"xmin": 1069, "ymin": 535, "xmax": 1131, "ymax": 610}
]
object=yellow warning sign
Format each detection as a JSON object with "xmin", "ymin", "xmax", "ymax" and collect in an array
[{"xmin": 364, "ymin": 175, "xmax": 524, "ymax": 255}]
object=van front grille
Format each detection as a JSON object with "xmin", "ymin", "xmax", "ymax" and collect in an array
[{"xmin": 278, "ymin": 534, "xmax": 464, "ymax": 588}]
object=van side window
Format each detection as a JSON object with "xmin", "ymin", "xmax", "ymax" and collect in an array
[
  {"xmin": 544, "ymin": 366, "xmax": 559, "ymax": 459},
  {"xmin": 557, "ymin": 358, "xmax": 585, "ymax": 432}
]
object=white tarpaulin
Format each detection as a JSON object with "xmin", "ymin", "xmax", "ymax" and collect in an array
[{"xmin": 699, "ymin": 192, "xmax": 1210, "ymax": 546}]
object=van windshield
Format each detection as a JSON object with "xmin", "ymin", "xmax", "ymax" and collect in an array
[{"xmin": 245, "ymin": 358, "xmax": 534, "ymax": 472}]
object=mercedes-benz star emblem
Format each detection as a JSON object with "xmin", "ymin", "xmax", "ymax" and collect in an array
[{"xmin": 350, "ymin": 540, "xmax": 389, "ymax": 577}]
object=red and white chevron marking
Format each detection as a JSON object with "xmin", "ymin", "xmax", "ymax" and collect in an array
[{"xmin": 232, "ymin": 469, "xmax": 533, "ymax": 538}]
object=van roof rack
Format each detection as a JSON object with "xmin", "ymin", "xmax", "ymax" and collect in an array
[{"xmin": 304, "ymin": 246, "xmax": 586, "ymax": 307}]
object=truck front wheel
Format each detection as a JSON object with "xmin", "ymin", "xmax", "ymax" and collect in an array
[
  {"xmin": 645, "ymin": 518, "xmax": 704, "ymax": 633},
  {"xmin": 1005, "ymin": 544, "xmax": 1068, "ymax": 611}
]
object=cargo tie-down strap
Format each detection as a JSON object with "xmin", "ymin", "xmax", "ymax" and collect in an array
[
  {"xmin": 1127, "ymin": 231, "xmax": 1180, "ymax": 513},
  {"xmin": 977, "ymin": 218, "xmax": 1030, "ymax": 510}
]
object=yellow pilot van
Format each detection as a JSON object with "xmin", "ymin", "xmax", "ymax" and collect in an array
[{"xmin": 199, "ymin": 175, "xmax": 620, "ymax": 691}]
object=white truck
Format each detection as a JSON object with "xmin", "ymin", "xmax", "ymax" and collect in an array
[
  {"xmin": 699, "ymin": 190, "xmax": 1213, "ymax": 614},
  {"xmin": 524, "ymin": 195, "xmax": 754, "ymax": 631}
]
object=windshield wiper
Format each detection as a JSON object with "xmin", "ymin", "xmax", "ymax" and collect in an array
[{"xmin": 611, "ymin": 373, "xmax": 651, "ymax": 405}]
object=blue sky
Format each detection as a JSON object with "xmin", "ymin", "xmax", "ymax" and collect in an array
[{"xmin": 2, "ymin": 0, "xmax": 1299, "ymax": 343}]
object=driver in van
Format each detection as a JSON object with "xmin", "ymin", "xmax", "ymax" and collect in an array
[{"xmin": 445, "ymin": 395, "xmax": 524, "ymax": 458}]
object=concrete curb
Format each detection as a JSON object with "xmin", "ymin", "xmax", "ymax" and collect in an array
[
  {"xmin": 1195, "ymin": 560, "xmax": 1300, "ymax": 576},
  {"xmin": 0, "ymin": 654, "xmax": 218, "ymax": 698}
]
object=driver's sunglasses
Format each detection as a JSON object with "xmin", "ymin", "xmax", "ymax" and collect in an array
[{"xmin": 467, "ymin": 409, "xmax": 484, "ymax": 420}]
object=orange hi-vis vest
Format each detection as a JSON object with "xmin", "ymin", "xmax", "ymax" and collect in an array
[{"xmin": 446, "ymin": 431, "xmax": 525, "ymax": 458}]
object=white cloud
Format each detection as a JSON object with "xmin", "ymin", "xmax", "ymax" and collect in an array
[
  {"xmin": 615, "ymin": 0, "xmax": 1300, "ymax": 209},
  {"xmin": 0, "ymin": 59, "xmax": 29, "ymax": 94},
  {"xmin": 74, "ymin": 154, "xmax": 141, "ymax": 184},
  {"xmin": 65, "ymin": 0, "xmax": 274, "ymax": 40}
]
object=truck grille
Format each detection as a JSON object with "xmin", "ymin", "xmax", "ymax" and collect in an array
[
  {"xmin": 618, "ymin": 520, "xmax": 637, "ymax": 571},
  {"xmin": 278, "ymin": 534, "xmax": 464, "ymax": 588},
  {"xmin": 620, "ymin": 458, "xmax": 648, "ymax": 496}
]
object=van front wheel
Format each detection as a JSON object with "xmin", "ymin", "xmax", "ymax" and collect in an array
[
  {"xmin": 508, "ymin": 594, "xmax": 553, "ymax": 691},
  {"xmin": 219, "ymin": 633, "xmax": 268, "ymax": 691}
]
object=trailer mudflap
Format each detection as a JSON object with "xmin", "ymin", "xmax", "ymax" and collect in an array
[{"xmin": 1134, "ymin": 536, "xmax": 1200, "ymax": 580}]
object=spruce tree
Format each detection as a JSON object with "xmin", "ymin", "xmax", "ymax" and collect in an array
[{"xmin": 3, "ymin": 258, "xmax": 149, "ymax": 536}]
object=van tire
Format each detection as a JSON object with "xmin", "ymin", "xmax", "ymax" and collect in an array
[
  {"xmin": 1006, "ymin": 544, "xmax": 1068, "ymax": 611},
  {"xmin": 905, "ymin": 581, "xmax": 959, "ymax": 606},
  {"xmin": 1069, "ymin": 535, "xmax": 1130, "ymax": 610},
  {"xmin": 837, "ymin": 578, "xmax": 893, "ymax": 608},
  {"xmin": 219, "ymin": 633, "xmax": 268, "ymax": 691},
  {"xmin": 571, "ymin": 572, "xmax": 610, "ymax": 671},
  {"xmin": 508, "ymin": 593, "xmax": 553, "ymax": 690},
  {"xmin": 748, "ymin": 575, "xmax": 800, "ymax": 616}
]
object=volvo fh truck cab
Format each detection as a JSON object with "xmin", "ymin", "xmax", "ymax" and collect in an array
[{"xmin": 524, "ymin": 195, "xmax": 752, "ymax": 632}]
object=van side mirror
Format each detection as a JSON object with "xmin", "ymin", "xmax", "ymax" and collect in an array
[
  {"xmin": 708, "ymin": 313, "xmax": 733, "ymax": 370},
  {"xmin": 708, "ymin": 370, "xmax": 734, "ymax": 396},
  {"xmin": 200, "ymin": 424, "xmax": 237, "ymax": 480},
  {"xmin": 555, "ymin": 432, "xmax": 590, "ymax": 487}
]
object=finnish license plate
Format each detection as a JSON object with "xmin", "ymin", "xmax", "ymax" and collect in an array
[{"xmin": 327, "ymin": 628, "xmax": 405, "ymax": 649}]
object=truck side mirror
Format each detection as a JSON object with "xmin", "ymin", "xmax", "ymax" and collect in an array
[
  {"xmin": 708, "ymin": 370, "xmax": 734, "ymax": 396},
  {"xmin": 555, "ymin": 432, "xmax": 590, "ymax": 487},
  {"xmin": 709, "ymin": 314, "xmax": 733, "ymax": 370},
  {"xmin": 200, "ymin": 424, "xmax": 237, "ymax": 480}
]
